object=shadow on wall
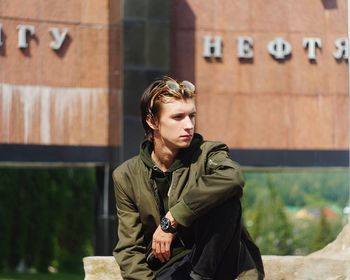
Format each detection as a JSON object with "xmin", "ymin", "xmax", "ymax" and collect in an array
[
  {"xmin": 170, "ymin": 0, "xmax": 196, "ymax": 85},
  {"xmin": 321, "ymin": 0, "xmax": 337, "ymax": 9}
]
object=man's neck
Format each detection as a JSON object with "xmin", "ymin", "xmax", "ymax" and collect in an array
[{"xmin": 152, "ymin": 143, "xmax": 178, "ymax": 172}]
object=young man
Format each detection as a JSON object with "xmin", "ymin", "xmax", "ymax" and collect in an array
[{"xmin": 113, "ymin": 76, "xmax": 264, "ymax": 280}]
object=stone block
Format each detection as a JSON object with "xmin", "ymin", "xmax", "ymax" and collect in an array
[
  {"xmin": 287, "ymin": 0, "xmax": 326, "ymax": 33},
  {"xmin": 211, "ymin": 1, "xmax": 251, "ymax": 32},
  {"xmin": 109, "ymin": 0, "xmax": 122, "ymax": 25},
  {"xmin": 263, "ymin": 224, "xmax": 350, "ymax": 280},
  {"xmin": 289, "ymin": 95, "xmax": 334, "ymax": 149},
  {"xmin": 1, "ymin": 0, "xmax": 40, "ymax": 19},
  {"xmin": 38, "ymin": 23, "xmax": 79, "ymax": 87},
  {"xmin": 196, "ymin": 94, "xmax": 290, "ymax": 149},
  {"xmin": 287, "ymin": 33, "xmax": 328, "ymax": 96},
  {"xmin": 333, "ymin": 96, "xmax": 349, "ymax": 149},
  {"xmin": 323, "ymin": 35, "xmax": 348, "ymax": 95},
  {"xmin": 81, "ymin": 0, "xmax": 109, "ymax": 24},
  {"xmin": 323, "ymin": 0, "xmax": 347, "ymax": 33},
  {"xmin": 78, "ymin": 27, "xmax": 109, "ymax": 88},
  {"xmin": 251, "ymin": 0, "xmax": 289, "ymax": 32},
  {"xmin": 83, "ymin": 224, "xmax": 350, "ymax": 280},
  {"xmin": 0, "ymin": 19, "xmax": 41, "ymax": 86},
  {"xmin": 83, "ymin": 256, "xmax": 123, "ymax": 280},
  {"xmin": 39, "ymin": 0, "xmax": 82, "ymax": 23}
]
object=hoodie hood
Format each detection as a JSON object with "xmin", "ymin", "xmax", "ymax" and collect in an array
[{"xmin": 140, "ymin": 133, "xmax": 204, "ymax": 172}]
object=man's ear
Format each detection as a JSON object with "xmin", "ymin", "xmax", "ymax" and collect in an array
[{"xmin": 146, "ymin": 114, "xmax": 158, "ymax": 130}]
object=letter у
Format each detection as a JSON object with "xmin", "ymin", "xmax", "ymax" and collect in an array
[
  {"xmin": 17, "ymin": 25, "xmax": 35, "ymax": 48},
  {"xmin": 203, "ymin": 36, "xmax": 223, "ymax": 58},
  {"xmin": 49, "ymin": 27, "xmax": 69, "ymax": 50}
]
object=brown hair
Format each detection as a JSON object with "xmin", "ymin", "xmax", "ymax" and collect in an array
[{"xmin": 140, "ymin": 76, "xmax": 196, "ymax": 140}]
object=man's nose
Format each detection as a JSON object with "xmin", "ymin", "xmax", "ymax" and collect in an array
[{"xmin": 184, "ymin": 116, "xmax": 194, "ymax": 129}]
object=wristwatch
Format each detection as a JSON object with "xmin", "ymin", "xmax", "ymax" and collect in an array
[{"xmin": 160, "ymin": 216, "xmax": 177, "ymax": 233}]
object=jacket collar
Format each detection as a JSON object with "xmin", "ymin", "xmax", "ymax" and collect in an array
[{"xmin": 139, "ymin": 133, "xmax": 204, "ymax": 172}]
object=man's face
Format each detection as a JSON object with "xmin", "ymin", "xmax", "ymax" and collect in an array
[{"xmin": 154, "ymin": 98, "xmax": 196, "ymax": 151}]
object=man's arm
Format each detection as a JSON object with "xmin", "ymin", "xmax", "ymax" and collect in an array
[
  {"xmin": 170, "ymin": 143, "xmax": 244, "ymax": 227},
  {"xmin": 113, "ymin": 172, "xmax": 155, "ymax": 280}
]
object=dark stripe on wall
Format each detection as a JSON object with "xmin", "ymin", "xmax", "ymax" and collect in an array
[
  {"xmin": 230, "ymin": 149, "xmax": 349, "ymax": 167},
  {"xmin": 0, "ymin": 144, "xmax": 120, "ymax": 164},
  {"xmin": 0, "ymin": 144, "xmax": 348, "ymax": 167}
]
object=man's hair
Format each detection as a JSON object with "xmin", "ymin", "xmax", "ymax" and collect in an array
[{"xmin": 140, "ymin": 76, "xmax": 196, "ymax": 141}]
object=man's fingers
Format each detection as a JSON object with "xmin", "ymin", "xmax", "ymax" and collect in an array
[
  {"xmin": 165, "ymin": 243, "xmax": 170, "ymax": 260},
  {"xmin": 152, "ymin": 240, "xmax": 171, "ymax": 263},
  {"xmin": 152, "ymin": 225, "xmax": 175, "ymax": 263}
]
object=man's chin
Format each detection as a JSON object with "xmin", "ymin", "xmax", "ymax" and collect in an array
[{"xmin": 178, "ymin": 141, "xmax": 192, "ymax": 148}]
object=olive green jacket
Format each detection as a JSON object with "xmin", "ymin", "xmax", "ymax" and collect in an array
[{"xmin": 112, "ymin": 134, "xmax": 245, "ymax": 280}]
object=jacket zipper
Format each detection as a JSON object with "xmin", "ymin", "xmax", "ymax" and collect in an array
[
  {"xmin": 167, "ymin": 170, "xmax": 176, "ymax": 207},
  {"xmin": 151, "ymin": 179, "xmax": 161, "ymax": 213}
]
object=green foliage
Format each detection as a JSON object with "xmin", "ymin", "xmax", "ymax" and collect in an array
[
  {"xmin": 0, "ymin": 167, "xmax": 96, "ymax": 273},
  {"xmin": 244, "ymin": 176, "xmax": 294, "ymax": 255},
  {"xmin": 243, "ymin": 169, "xmax": 349, "ymax": 208},
  {"xmin": 242, "ymin": 169, "xmax": 349, "ymax": 256},
  {"xmin": 311, "ymin": 208, "xmax": 333, "ymax": 251}
]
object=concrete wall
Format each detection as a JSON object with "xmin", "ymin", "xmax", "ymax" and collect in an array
[
  {"xmin": 171, "ymin": 0, "xmax": 348, "ymax": 151},
  {"xmin": 0, "ymin": 0, "xmax": 122, "ymax": 147}
]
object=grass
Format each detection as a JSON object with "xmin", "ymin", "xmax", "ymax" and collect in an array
[{"xmin": 0, "ymin": 273, "xmax": 83, "ymax": 280}]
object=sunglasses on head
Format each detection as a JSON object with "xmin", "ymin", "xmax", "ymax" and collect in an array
[
  {"xmin": 165, "ymin": 80, "xmax": 196, "ymax": 94},
  {"xmin": 149, "ymin": 80, "xmax": 196, "ymax": 114}
]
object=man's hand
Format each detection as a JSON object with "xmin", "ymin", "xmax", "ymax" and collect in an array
[
  {"xmin": 152, "ymin": 211, "xmax": 178, "ymax": 263},
  {"xmin": 152, "ymin": 225, "xmax": 175, "ymax": 263}
]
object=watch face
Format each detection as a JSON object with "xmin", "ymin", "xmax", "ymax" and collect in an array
[{"xmin": 160, "ymin": 217, "xmax": 170, "ymax": 231}]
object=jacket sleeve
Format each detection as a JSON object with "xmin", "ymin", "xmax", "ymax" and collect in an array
[
  {"xmin": 112, "ymin": 170, "xmax": 155, "ymax": 280},
  {"xmin": 170, "ymin": 143, "xmax": 244, "ymax": 227}
]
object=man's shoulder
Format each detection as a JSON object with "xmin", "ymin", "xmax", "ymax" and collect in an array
[
  {"xmin": 191, "ymin": 133, "xmax": 228, "ymax": 153},
  {"xmin": 200, "ymin": 139, "xmax": 229, "ymax": 154},
  {"xmin": 112, "ymin": 155, "xmax": 143, "ymax": 178}
]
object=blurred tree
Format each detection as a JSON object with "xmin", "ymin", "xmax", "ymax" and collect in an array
[
  {"xmin": 311, "ymin": 208, "xmax": 333, "ymax": 252},
  {"xmin": 243, "ymin": 170, "xmax": 347, "ymax": 256},
  {"xmin": 245, "ymin": 176, "xmax": 294, "ymax": 255},
  {"xmin": 0, "ymin": 167, "xmax": 95, "ymax": 273}
]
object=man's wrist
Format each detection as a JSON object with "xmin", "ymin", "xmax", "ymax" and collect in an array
[
  {"xmin": 160, "ymin": 216, "xmax": 177, "ymax": 233},
  {"xmin": 165, "ymin": 212, "xmax": 178, "ymax": 228}
]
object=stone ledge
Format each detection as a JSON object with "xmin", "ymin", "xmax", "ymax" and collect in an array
[
  {"xmin": 83, "ymin": 256, "xmax": 123, "ymax": 280},
  {"xmin": 262, "ymin": 223, "xmax": 350, "ymax": 280},
  {"xmin": 83, "ymin": 224, "xmax": 350, "ymax": 280}
]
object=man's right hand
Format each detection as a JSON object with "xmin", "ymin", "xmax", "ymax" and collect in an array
[{"xmin": 152, "ymin": 225, "xmax": 176, "ymax": 263}]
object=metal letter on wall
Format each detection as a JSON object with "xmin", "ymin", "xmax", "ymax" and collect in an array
[
  {"xmin": 267, "ymin": 37, "xmax": 292, "ymax": 60},
  {"xmin": 237, "ymin": 36, "xmax": 253, "ymax": 59},
  {"xmin": 17, "ymin": 25, "xmax": 35, "ymax": 48},
  {"xmin": 303, "ymin": 38, "xmax": 322, "ymax": 60},
  {"xmin": 49, "ymin": 27, "xmax": 69, "ymax": 50},
  {"xmin": 333, "ymin": 38, "xmax": 349, "ymax": 60},
  {"xmin": 203, "ymin": 36, "xmax": 223, "ymax": 58}
]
